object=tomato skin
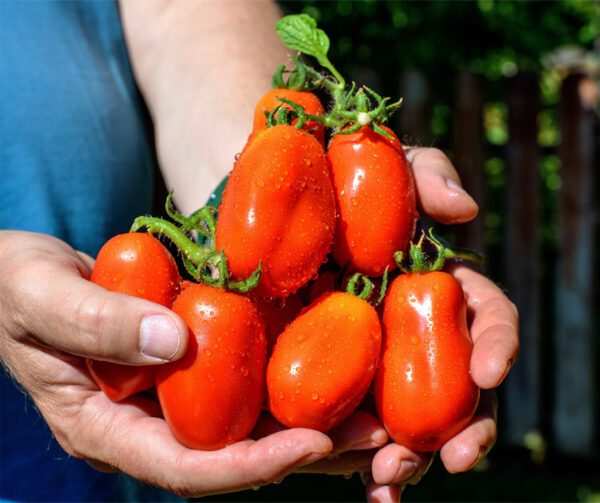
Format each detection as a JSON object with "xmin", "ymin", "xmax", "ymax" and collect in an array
[
  {"xmin": 267, "ymin": 292, "xmax": 382, "ymax": 432},
  {"xmin": 216, "ymin": 125, "xmax": 336, "ymax": 298},
  {"xmin": 327, "ymin": 126, "xmax": 417, "ymax": 276},
  {"xmin": 253, "ymin": 295, "xmax": 304, "ymax": 356},
  {"xmin": 156, "ymin": 284, "xmax": 266, "ymax": 450},
  {"xmin": 252, "ymin": 89, "xmax": 325, "ymax": 144},
  {"xmin": 87, "ymin": 233, "xmax": 181, "ymax": 402},
  {"xmin": 374, "ymin": 272, "xmax": 479, "ymax": 452}
]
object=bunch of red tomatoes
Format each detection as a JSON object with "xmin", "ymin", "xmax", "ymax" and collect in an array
[{"xmin": 87, "ymin": 14, "xmax": 480, "ymax": 456}]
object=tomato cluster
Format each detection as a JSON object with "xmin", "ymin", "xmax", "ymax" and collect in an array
[{"xmin": 86, "ymin": 14, "xmax": 480, "ymax": 456}]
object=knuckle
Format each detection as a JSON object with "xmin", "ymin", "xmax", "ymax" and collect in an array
[{"xmin": 71, "ymin": 291, "xmax": 115, "ymax": 357}]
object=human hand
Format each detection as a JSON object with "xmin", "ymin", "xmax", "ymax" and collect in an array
[
  {"xmin": 316, "ymin": 148, "xmax": 518, "ymax": 502},
  {"xmin": 363, "ymin": 148, "xmax": 519, "ymax": 501},
  {"xmin": 0, "ymin": 231, "xmax": 332, "ymax": 497}
]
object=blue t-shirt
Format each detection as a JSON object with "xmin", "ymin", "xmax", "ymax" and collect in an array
[{"xmin": 0, "ymin": 2, "xmax": 175, "ymax": 501}]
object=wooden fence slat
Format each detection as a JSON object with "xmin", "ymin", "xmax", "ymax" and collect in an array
[
  {"xmin": 397, "ymin": 69, "xmax": 431, "ymax": 145},
  {"xmin": 553, "ymin": 73, "xmax": 598, "ymax": 455},
  {"xmin": 453, "ymin": 70, "xmax": 486, "ymax": 252},
  {"xmin": 503, "ymin": 72, "xmax": 542, "ymax": 444}
]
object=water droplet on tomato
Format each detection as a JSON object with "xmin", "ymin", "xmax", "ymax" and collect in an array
[
  {"xmin": 255, "ymin": 179, "xmax": 265, "ymax": 188},
  {"xmin": 203, "ymin": 348, "xmax": 212, "ymax": 357},
  {"xmin": 311, "ymin": 393, "xmax": 318, "ymax": 401}
]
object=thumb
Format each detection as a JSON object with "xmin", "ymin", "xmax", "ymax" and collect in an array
[{"xmin": 12, "ymin": 259, "xmax": 188, "ymax": 365}]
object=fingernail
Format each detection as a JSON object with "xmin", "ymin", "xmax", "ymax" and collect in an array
[
  {"xmin": 140, "ymin": 315, "xmax": 182, "ymax": 361},
  {"xmin": 445, "ymin": 178, "xmax": 467, "ymax": 195},
  {"xmin": 466, "ymin": 446, "xmax": 488, "ymax": 471},
  {"xmin": 350, "ymin": 430, "xmax": 388, "ymax": 451},
  {"xmin": 394, "ymin": 460, "xmax": 418, "ymax": 483}
]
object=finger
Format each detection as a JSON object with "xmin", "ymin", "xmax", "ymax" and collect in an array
[
  {"xmin": 439, "ymin": 390, "xmax": 497, "ymax": 473},
  {"xmin": 405, "ymin": 147, "xmax": 479, "ymax": 224},
  {"xmin": 449, "ymin": 264, "xmax": 520, "ymax": 388},
  {"xmin": 328, "ymin": 411, "xmax": 388, "ymax": 455},
  {"xmin": 9, "ymin": 256, "xmax": 188, "ymax": 365},
  {"xmin": 371, "ymin": 443, "xmax": 434, "ymax": 487},
  {"xmin": 71, "ymin": 394, "xmax": 332, "ymax": 498},
  {"xmin": 364, "ymin": 475, "xmax": 402, "ymax": 503},
  {"xmin": 298, "ymin": 449, "xmax": 375, "ymax": 475}
]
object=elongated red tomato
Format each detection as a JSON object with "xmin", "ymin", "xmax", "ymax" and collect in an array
[
  {"xmin": 216, "ymin": 125, "xmax": 336, "ymax": 298},
  {"xmin": 252, "ymin": 88, "xmax": 325, "ymax": 144},
  {"xmin": 327, "ymin": 126, "xmax": 416, "ymax": 276},
  {"xmin": 267, "ymin": 292, "xmax": 381, "ymax": 431},
  {"xmin": 374, "ymin": 271, "xmax": 479, "ymax": 452},
  {"xmin": 87, "ymin": 233, "xmax": 181, "ymax": 402},
  {"xmin": 156, "ymin": 284, "xmax": 266, "ymax": 450}
]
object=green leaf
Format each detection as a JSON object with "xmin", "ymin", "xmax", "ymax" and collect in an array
[{"xmin": 276, "ymin": 14, "xmax": 330, "ymax": 66}]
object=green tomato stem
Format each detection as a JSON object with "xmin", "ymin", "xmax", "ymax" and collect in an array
[{"xmin": 130, "ymin": 216, "xmax": 212, "ymax": 265}]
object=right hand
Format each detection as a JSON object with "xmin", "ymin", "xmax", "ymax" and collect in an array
[{"xmin": 0, "ymin": 230, "xmax": 332, "ymax": 497}]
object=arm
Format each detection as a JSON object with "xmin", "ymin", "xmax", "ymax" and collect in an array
[{"xmin": 119, "ymin": 0, "xmax": 288, "ymax": 214}]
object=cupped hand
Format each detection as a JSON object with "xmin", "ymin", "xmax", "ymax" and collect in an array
[
  {"xmin": 0, "ymin": 231, "xmax": 332, "ymax": 498},
  {"xmin": 361, "ymin": 148, "xmax": 519, "ymax": 501}
]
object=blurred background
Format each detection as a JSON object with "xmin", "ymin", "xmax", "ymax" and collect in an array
[{"xmin": 208, "ymin": 0, "xmax": 600, "ymax": 501}]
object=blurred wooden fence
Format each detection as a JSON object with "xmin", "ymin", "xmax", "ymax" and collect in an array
[{"xmin": 396, "ymin": 70, "xmax": 599, "ymax": 458}]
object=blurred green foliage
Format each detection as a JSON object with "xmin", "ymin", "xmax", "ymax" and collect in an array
[
  {"xmin": 278, "ymin": 0, "xmax": 598, "ymax": 257},
  {"xmin": 280, "ymin": 0, "xmax": 598, "ymax": 78}
]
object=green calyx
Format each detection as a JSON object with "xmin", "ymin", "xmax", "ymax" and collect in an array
[
  {"xmin": 394, "ymin": 229, "xmax": 485, "ymax": 274},
  {"xmin": 266, "ymin": 97, "xmax": 312, "ymax": 130},
  {"xmin": 271, "ymin": 58, "xmax": 315, "ymax": 91},
  {"xmin": 274, "ymin": 14, "xmax": 404, "ymax": 139},
  {"xmin": 328, "ymin": 87, "xmax": 403, "ymax": 138},
  {"xmin": 345, "ymin": 268, "xmax": 389, "ymax": 306},
  {"xmin": 130, "ymin": 195, "xmax": 261, "ymax": 293}
]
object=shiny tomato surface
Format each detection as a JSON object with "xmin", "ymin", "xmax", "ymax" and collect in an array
[
  {"xmin": 156, "ymin": 284, "xmax": 266, "ymax": 450},
  {"xmin": 327, "ymin": 126, "xmax": 416, "ymax": 276},
  {"xmin": 216, "ymin": 125, "xmax": 336, "ymax": 298},
  {"xmin": 87, "ymin": 233, "xmax": 181, "ymax": 402},
  {"xmin": 267, "ymin": 292, "xmax": 381, "ymax": 432},
  {"xmin": 374, "ymin": 271, "xmax": 479, "ymax": 452}
]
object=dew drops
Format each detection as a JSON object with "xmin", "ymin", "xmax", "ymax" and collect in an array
[
  {"xmin": 311, "ymin": 392, "xmax": 318, "ymax": 401},
  {"xmin": 203, "ymin": 348, "xmax": 212, "ymax": 357},
  {"xmin": 255, "ymin": 179, "xmax": 265, "ymax": 188}
]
